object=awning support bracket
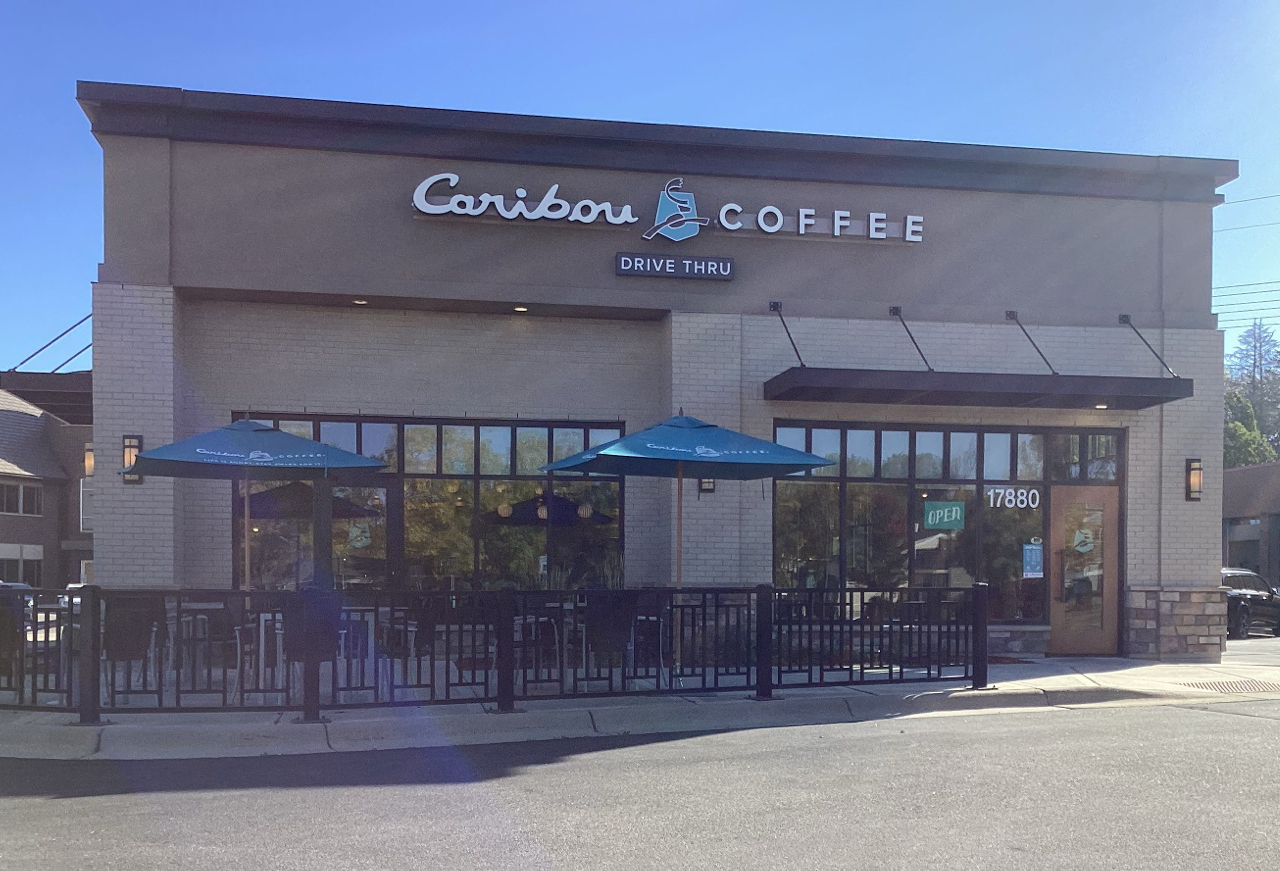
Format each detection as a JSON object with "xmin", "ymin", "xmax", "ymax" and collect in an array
[
  {"xmin": 1006, "ymin": 311, "xmax": 1058, "ymax": 375},
  {"xmin": 1119, "ymin": 314, "xmax": 1179, "ymax": 378},
  {"xmin": 769, "ymin": 301, "xmax": 806, "ymax": 368},
  {"xmin": 889, "ymin": 307, "xmax": 934, "ymax": 371}
]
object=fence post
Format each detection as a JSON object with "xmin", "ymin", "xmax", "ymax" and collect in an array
[
  {"xmin": 300, "ymin": 589, "xmax": 322, "ymax": 723},
  {"xmin": 753, "ymin": 584, "xmax": 774, "ymax": 700},
  {"xmin": 78, "ymin": 584, "xmax": 102, "ymax": 725},
  {"xmin": 496, "ymin": 590, "xmax": 516, "ymax": 713},
  {"xmin": 971, "ymin": 582, "xmax": 989, "ymax": 690}
]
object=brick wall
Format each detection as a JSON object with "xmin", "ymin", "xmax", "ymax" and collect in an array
[{"xmin": 91, "ymin": 283, "xmax": 181, "ymax": 587}]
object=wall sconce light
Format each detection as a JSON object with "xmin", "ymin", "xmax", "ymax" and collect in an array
[
  {"xmin": 1185, "ymin": 458, "xmax": 1203, "ymax": 501},
  {"xmin": 84, "ymin": 443, "xmax": 95, "ymax": 477},
  {"xmin": 699, "ymin": 479, "xmax": 716, "ymax": 493},
  {"xmin": 577, "ymin": 504, "xmax": 594, "ymax": 520},
  {"xmin": 536, "ymin": 504, "xmax": 549, "ymax": 521},
  {"xmin": 122, "ymin": 435, "xmax": 143, "ymax": 485}
]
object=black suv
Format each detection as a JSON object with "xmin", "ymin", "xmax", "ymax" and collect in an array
[{"xmin": 1222, "ymin": 568, "xmax": 1280, "ymax": 639}]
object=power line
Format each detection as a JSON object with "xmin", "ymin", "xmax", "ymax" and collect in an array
[
  {"xmin": 1221, "ymin": 193, "xmax": 1280, "ymax": 205},
  {"xmin": 1214, "ymin": 279, "xmax": 1280, "ymax": 291},
  {"xmin": 7, "ymin": 314, "xmax": 91, "ymax": 371},
  {"xmin": 1214, "ymin": 220, "xmax": 1280, "ymax": 233},
  {"xmin": 1214, "ymin": 296, "xmax": 1280, "ymax": 307},
  {"xmin": 1214, "ymin": 286, "xmax": 1280, "ymax": 299}
]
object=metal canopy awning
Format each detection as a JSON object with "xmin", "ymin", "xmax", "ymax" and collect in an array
[{"xmin": 763, "ymin": 367, "xmax": 1193, "ymax": 410}]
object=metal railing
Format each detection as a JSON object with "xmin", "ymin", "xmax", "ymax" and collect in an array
[{"xmin": 0, "ymin": 584, "xmax": 986, "ymax": 722}]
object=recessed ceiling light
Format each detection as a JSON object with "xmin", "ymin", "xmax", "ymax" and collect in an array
[
  {"xmin": 352, "ymin": 299, "xmax": 369, "ymax": 305},
  {"xmin": 513, "ymin": 306, "xmax": 529, "ymax": 313}
]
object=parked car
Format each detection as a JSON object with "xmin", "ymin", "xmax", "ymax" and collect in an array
[
  {"xmin": 1222, "ymin": 568, "xmax": 1280, "ymax": 639},
  {"xmin": 0, "ymin": 580, "xmax": 35, "ymax": 622}
]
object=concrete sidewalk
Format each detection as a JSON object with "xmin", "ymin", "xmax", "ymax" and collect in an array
[{"xmin": 4, "ymin": 653, "xmax": 1280, "ymax": 761}]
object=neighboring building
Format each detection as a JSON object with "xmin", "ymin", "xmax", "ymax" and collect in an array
[
  {"xmin": 1223, "ymin": 461, "xmax": 1280, "ymax": 585},
  {"xmin": 0, "ymin": 381, "xmax": 93, "ymax": 587},
  {"xmin": 80, "ymin": 82, "xmax": 1234, "ymax": 660}
]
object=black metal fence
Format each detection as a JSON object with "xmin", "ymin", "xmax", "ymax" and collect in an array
[{"xmin": 0, "ymin": 583, "xmax": 986, "ymax": 722}]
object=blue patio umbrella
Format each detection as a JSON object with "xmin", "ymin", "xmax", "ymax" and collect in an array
[
  {"xmin": 123, "ymin": 420, "xmax": 385, "ymax": 588},
  {"xmin": 543, "ymin": 415, "xmax": 833, "ymax": 586},
  {"xmin": 123, "ymin": 420, "xmax": 385, "ymax": 481}
]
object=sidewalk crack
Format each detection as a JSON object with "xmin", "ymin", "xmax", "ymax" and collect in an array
[
  {"xmin": 322, "ymin": 722, "xmax": 335, "ymax": 751},
  {"xmin": 588, "ymin": 710, "xmax": 599, "ymax": 733}
]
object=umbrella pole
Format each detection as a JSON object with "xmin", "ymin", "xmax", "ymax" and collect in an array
[
  {"xmin": 242, "ymin": 474, "xmax": 251, "ymax": 591},
  {"xmin": 676, "ymin": 461, "xmax": 683, "ymax": 589},
  {"xmin": 674, "ymin": 461, "xmax": 684, "ymax": 682}
]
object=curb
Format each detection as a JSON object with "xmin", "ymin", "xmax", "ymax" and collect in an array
[{"xmin": 0, "ymin": 681, "xmax": 1248, "ymax": 762}]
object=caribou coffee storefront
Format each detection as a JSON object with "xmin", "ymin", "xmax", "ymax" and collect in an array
[{"xmin": 81, "ymin": 82, "xmax": 1234, "ymax": 660}]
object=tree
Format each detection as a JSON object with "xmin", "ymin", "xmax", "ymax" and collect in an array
[
  {"xmin": 1225, "ymin": 322, "xmax": 1280, "ymax": 456},
  {"xmin": 1224, "ymin": 388, "xmax": 1277, "ymax": 468}
]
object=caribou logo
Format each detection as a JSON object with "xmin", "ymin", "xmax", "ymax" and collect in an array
[{"xmin": 642, "ymin": 178, "xmax": 711, "ymax": 242}]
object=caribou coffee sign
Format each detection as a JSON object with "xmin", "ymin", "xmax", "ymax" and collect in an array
[
  {"xmin": 412, "ymin": 171, "xmax": 923, "ymax": 281},
  {"xmin": 412, "ymin": 172, "xmax": 925, "ymax": 243}
]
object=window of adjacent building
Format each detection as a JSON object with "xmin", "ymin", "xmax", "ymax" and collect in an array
[
  {"xmin": 0, "ymin": 482, "xmax": 42, "ymax": 516},
  {"xmin": 0, "ymin": 558, "xmax": 41, "ymax": 586},
  {"xmin": 80, "ymin": 478, "xmax": 94, "ymax": 533}
]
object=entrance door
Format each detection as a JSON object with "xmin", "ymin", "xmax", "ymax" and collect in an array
[{"xmin": 1048, "ymin": 486, "xmax": 1120, "ymax": 655}]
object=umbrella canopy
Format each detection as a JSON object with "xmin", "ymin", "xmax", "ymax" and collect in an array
[
  {"xmin": 123, "ymin": 419, "xmax": 385, "ymax": 480},
  {"xmin": 490, "ymin": 492, "xmax": 613, "ymax": 527},
  {"xmin": 543, "ymin": 415, "xmax": 833, "ymax": 479},
  {"xmin": 250, "ymin": 481, "xmax": 381, "ymax": 521},
  {"xmin": 121, "ymin": 419, "xmax": 384, "ymax": 590},
  {"xmin": 543, "ymin": 415, "xmax": 832, "ymax": 588}
]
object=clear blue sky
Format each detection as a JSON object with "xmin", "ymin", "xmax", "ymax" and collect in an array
[{"xmin": 2, "ymin": 0, "xmax": 1278, "ymax": 370}]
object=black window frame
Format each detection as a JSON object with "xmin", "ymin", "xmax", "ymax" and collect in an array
[
  {"xmin": 232, "ymin": 412, "xmax": 626, "ymax": 591},
  {"xmin": 773, "ymin": 420, "xmax": 1125, "ymax": 625}
]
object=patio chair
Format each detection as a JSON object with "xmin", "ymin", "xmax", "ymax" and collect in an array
[{"xmin": 102, "ymin": 596, "xmax": 166, "ymax": 707}]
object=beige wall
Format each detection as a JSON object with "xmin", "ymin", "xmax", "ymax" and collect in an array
[{"xmin": 97, "ymin": 137, "xmax": 1216, "ymax": 330}]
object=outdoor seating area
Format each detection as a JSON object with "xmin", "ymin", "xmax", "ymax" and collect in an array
[{"xmin": 0, "ymin": 585, "xmax": 980, "ymax": 715}]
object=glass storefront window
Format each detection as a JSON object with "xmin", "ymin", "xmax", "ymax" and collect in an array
[
  {"xmin": 915, "ymin": 432, "xmax": 943, "ymax": 479},
  {"xmin": 846, "ymin": 429, "xmax": 875, "ymax": 477},
  {"xmin": 1049, "ymin": 434, "xmax": 1081, "ymax": 480},
  {"xmin": 982, "ymin": 484, "xmax": 1047, "ymax": 622},
  {"xmin": 404, "ymin": 425, "xmax": 437, "ymax": 474},
  {"xmin": 881, "ymin": 431, "xmax": 909, "ymax": 478},
  {"xmin": 774, "ymin": 480, "xmax": 840, "ymax": 588},
  {"xmin": 589, "ymin": 428, "xmax": 622, "ymax": 448},
  {"xmin": 404, "ymin": 479, "xmax": 474, "ymax": 591},
  {"xmin": 442, "ymin": 425, "xmax": 475, "ymax": 475},
  {"xmin": 984, "ymin": 433, "xmax": 1012, "ymax": 481},
  {"xmin": 1085, "ymin": 435, "xmax": 1118, "ymax": 481},
  {"xmin": 912, "ymin": 487, "xmax": 977, "ymax": 589},
  {"xmin": 949, "ymin": 432, "xmax": 977, "ymax": 479},
  {"xmin": 479, "ymin": 480, "xmax": 545, "ymax": 589},
  {"xmin": 845, "ymin": 484, "xmax": 909, "ymax": 591},
  {"xmin": 549, "ymin": 480, "xmax": 622, "ymax": 589},
  {"xmin": 811, "ymin": 429, "xmax": 841, "ymax": 476},
  {"xmin": 320, "ymin": 422, "xmax": 357, "ymax": 454},
  {"xmin": 332, "ymin": 486, "xmax": 387, "ymax": 591},
  {"xmin": 361, "ymin": 423, "xmax": 398, "ymax": 472},
  {"xmin": 776, "ymin": 427, "xmax": 806, "ymax": 475},
  {"xmin": 1017, "ymin": 433, "xmax": 1044, "ymax": 480},
  {"xmin": 515, "ymin": 427, "xmax": 549, "ymax": 476},
  {"xmin": 552, "ymin": 428, "xmax": 585, "ymax": 476},
  {"xmin": 278, "ymin": 420, "xmax": 314, "ymax": 439},
  {"xmin": 479, "ymin": 426, "xmax": 512, "ymax": 476}
]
